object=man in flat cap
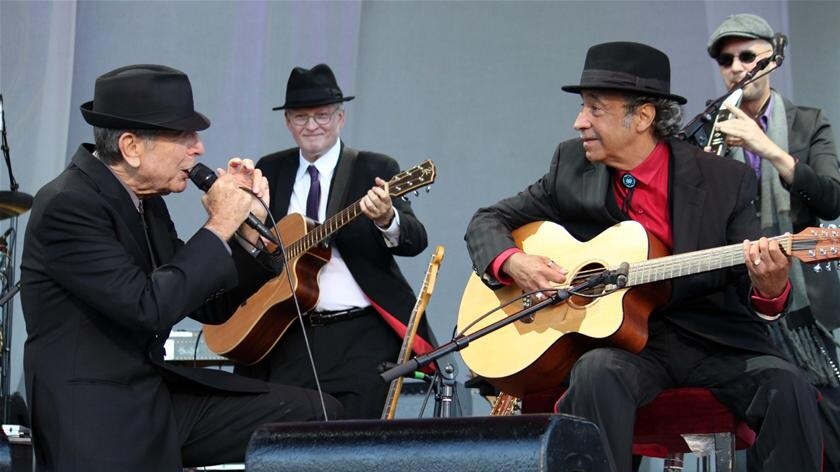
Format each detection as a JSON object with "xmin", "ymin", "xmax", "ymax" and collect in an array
[
  {"xmin": 234, "ymin": 64, "xmax": 434, "ymax": 419},
  {"xmin": 464, "ymin": 41, "xmax": 820, "ymax": 471},
  {"xmin": 707, "ymin": 12, "xmax": 840, "ymax": 471},
  {"xmin": 20, "ymin": 64, "xmax": 340, "ymax": 471}
]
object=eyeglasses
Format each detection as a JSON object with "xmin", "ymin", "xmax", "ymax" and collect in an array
[
  {"xmin": 716, "ymin": 49, "xmax": 773, "ymax": 67},
  {"xmin": 288, "ymin": 108, "xmax": 339, "ymax": 126}
]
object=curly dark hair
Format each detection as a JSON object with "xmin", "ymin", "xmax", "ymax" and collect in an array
[{"xmin": 623, "ymin": 96, "xmax": 683, "ymax": 138}]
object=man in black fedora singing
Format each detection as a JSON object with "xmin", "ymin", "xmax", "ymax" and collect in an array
[
  {"xmin": 234, "ymin": 63, "xmax": 434, "ymax": 419},
  {"xmin": 20, "ymin": 64, "xmax": 341, "ymax": 471},
  {"xmin": 464, "ymin": 42, "xmax": 821, "ymax": 471}
]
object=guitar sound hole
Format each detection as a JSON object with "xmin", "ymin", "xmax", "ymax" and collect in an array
[{"xmin": 568, "ymin": 263, "xmax": 607, "ymax": 308}]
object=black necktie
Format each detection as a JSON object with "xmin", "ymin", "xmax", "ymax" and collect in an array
[
  {"xmin": 620, "ymin": 173, "xmax": 636, "ymax": 214},
  {"xmin": 306, "ymin": 165, "xmax": 321, "ymax": 221}
]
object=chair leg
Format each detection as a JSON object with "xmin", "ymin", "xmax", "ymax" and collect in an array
[
  {"xmin": 712, "ymin": 432, "xmax": 736, "ymax": 472},
  {"xmin": 663, "ymin": 452, "xmax": 684, "ymax": 471}
]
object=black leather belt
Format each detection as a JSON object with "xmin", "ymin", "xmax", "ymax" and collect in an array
[{"xmin": 308, "ymin": 307, "xmax": 370, "ymax": 326}]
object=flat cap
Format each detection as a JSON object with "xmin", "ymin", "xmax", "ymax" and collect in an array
[{"xmin": 707, "ymin": 13, "xmax": 774, "ymax": 58}]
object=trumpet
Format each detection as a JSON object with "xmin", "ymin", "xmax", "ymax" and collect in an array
[{"xmin": 706, "ymin": 89, "xmax": 743, "ymax": 156}]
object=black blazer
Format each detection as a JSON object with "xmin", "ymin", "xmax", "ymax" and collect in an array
[
  {"xmin": 255, "ymin": 143, "xmax": 433, "ymax": 347},
  {"xmin": 21, "ymin": 144, "xmax": 275, "ymax": 471},
  {"xmin": 781, "ymin": 98, "xmax": 840, "ymax": 329},
  {"xmin": 466, "ymin": 137, "xmax": 781, "ymax": 357}
]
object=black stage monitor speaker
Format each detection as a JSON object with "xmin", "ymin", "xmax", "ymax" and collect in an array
[{"xmin": 246, "ymin": 414, "xmax": 610, "ymax": 472}]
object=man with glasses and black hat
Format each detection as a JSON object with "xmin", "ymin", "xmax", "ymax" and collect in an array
[
  {"xmin": 20, "ymin": 64, "xmax": 340, "ymax": 471},
  {"xmin": 465, "ymin": 41, "xmax": 821, "ymax": 471},
  {"xmin": 234, "ymin": 64, "xmax": 433, "ymax": 419},
  {"xmin": 707, "ymin": 12, "xmax": 840, "ymax": 471}
]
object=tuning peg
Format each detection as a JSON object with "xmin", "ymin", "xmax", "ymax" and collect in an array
[
  {"xmin": 414, "ymin": 190, "xmax": 419, "ymax": 197},
  {"xmin": 425, "ymin": 186, "xmax": 431, "ymax": 193},
  {"xmin": 401, "ymin": 196, "xmax": 409, "ymax": 202}
]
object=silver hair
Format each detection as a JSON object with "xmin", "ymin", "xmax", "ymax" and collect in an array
[
  {"xmin": 92, "ymin": 128, "xmax": 166, "ymax": 165},
  {"xmin": 623, "ymin": 96, "xmax": 683, "ymax": 138}
]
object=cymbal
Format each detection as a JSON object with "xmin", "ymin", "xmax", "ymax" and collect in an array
[{"xmin": 0, "ymin": 191, "xmax": 33, "ymax": 220}]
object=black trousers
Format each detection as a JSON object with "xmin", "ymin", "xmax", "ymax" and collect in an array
[
  {"xmin": 556, "ymin": 318, "xmax": 822, "ymax": 472},
  {"xmin": 236, "ymin": 307, "xmax": 401, "ymax": 419},
  {"xmin": 172, "ymin": 381, "xmax": 342, "ymax": 468}
]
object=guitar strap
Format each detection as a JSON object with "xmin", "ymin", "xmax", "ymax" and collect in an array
[{"xmin": 324, "ymin": 143, "xmax": 358, "ymax": 245}]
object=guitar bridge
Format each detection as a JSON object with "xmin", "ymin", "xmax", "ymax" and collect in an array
[{"xmin": 520, "ymin": 294, "xmax": 535, "ymax": 323}]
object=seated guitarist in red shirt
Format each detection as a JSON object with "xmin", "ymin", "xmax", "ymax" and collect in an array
[{"xmin": 464, "ymin": 42, "xmax": 821, "ymax": 472}]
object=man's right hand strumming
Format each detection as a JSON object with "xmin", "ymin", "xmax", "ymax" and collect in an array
[{"xmin": 502, "ymin": 252, "xmax": 568, "ymax": 300}]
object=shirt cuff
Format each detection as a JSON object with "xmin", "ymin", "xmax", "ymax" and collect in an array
[
  {"xmin": 751, "ymin": 280, "xmax": 791, "ymax": 320},
  {"xmin": 378, "ymin": 210, "xmax": 401, "ymax": 248},
  {"xmin": 489, "ymin": 248, "xmax": 523, "ymax": 285}
]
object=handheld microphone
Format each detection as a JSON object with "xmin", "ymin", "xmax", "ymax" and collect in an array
[
  {"xmin": 188, "ymin": 163, "xmax": 279, "ymax": 245},
  {"xmin": 772, "ymin": 33, "xmax": 788, "ymax": 66}
]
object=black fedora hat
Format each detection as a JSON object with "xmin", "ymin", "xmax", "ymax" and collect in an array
[
  {"xmin": 562, "ymin": 42, "xmax": 687, "ymax": 105},
  {"xmin": 272, "ymin": 63, "xmax": 355, "ymax": 111},
  {"xmin": 80, "ymin": 64, "xmax": 210, "ymax": 131}
]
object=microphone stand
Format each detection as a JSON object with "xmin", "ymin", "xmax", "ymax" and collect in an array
[
  {"xmin": 0, "ymin": 94, "xmax": 31, "ymax": 424},
  {"xmin": 679, "ymin": 57, "xmax": 778, "ymax": 147},
  {"xmin": 380, "ymin": 268, "xmax": 626, "ymax": 383}
]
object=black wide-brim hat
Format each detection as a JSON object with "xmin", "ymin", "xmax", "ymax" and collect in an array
[
  {"xmin": 272, "ymin": 63, "xmax": 355, "ymax": 111},
  {"xmin": 562, "ymin": 42, "xmax": 687, "ymax": 105},
  {"xmin": 81, "ymin": 64, "xmax": 210, "ymax": 131}
]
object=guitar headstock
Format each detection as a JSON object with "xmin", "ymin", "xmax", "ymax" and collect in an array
[
  {"xmin": 789, "ymin": 227, "xmax": 840, "ymax": 263},
  {"xmin": 388, "ymin": 160, "xmax": 436, "ymax": 198}
]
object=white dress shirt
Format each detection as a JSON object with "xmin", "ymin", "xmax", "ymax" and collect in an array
[{"xmin": 288, "ymin": 139, "xmax": 401, "ymax": 311}]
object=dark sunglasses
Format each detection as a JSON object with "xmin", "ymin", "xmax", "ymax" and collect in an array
[{"xmin": 716, "ymin": 50, "xmax": 772, "ymax": 67}]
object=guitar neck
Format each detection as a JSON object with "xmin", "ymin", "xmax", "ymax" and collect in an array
[
  {"xmin": 286, "ymin": 201, "xmax": 363, "ymax": 260},
  {"xmin": 626, "ymin": 233, "xmax": 792, "ymax": 287},
  {"xmin": 381, "ymin": 246, "xmax": 444, "ymax": 420}
]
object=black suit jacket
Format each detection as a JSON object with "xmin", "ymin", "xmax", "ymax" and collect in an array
[
  {"xmin": 466, "ymin": 137, "xmax": 781, "ymax": 357},
  {"xmin": 256, "ymin": 143, "xmax": 432, "ymax": 347},
  {"xmin": 20, "ymin": 144, "xmax": 275, "ymax": 471},
  {"xmin": 780, "ymin": 98, "xmax": 840, "ymax": 329}
]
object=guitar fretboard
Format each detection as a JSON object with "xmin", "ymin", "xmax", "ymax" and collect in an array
[
  {"xmin": 627, "ymin": 234, "xmax": 793, "ymax": 286},
  {"xmin": 288, "ymin": 201, "xmax": 363, "ymax": 260}
]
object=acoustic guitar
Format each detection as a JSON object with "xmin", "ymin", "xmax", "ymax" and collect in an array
[
  {"xmin": 381, "ymin": 245, "xmax": 444, "ymax": 420},
  {"xmin": 204, "ymin": 160, "xmax": 437, "ymax": 365},
  {"xmin": 458, "ymin": 219, "xmax": 840, "ymax": 396}
]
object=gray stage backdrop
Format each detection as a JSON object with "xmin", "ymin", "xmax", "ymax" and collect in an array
[{"xmin": 2, "ymin": 0, "xmax": 839, "ymax": 427}]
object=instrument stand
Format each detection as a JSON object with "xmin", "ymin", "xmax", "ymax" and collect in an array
[
  {"xmin": 0, "ymin": 95, "xmax": 33, "ymax": 426},
  {"xmin": 0, "ymin": 216, "xmax": 21, "ymax": 425}
]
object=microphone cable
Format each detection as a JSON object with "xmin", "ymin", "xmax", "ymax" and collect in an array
[{"xmin": 239, "ymin": 185, "xmax": 332, "ymax": 421}]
